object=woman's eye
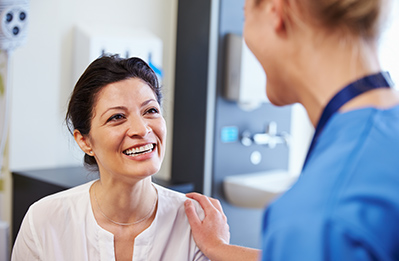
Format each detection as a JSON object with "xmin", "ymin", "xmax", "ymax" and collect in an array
[
  {"xmin": 107, "ymin": 114, "xmax": 125, "ymax": 122},
  {"xmin": 146, "ymin": 108, "xmax": 160, "ymax": 114}
]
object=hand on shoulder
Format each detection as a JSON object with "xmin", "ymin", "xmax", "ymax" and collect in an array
[
  {"xmin": 184, "ymin": 193, "xmax": 230, "ymax": 253},
  {"xmin": 184, "ymin": 193, "xmax": 260, "ymax": 261}
]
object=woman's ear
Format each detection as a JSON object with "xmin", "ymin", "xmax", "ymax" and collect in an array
[{"xmin": 74, "ymin": 130, "xmax": 94, "ymax": 156}]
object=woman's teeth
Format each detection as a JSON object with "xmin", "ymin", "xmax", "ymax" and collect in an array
[{"xmin": 124, "ymin": 144, "xmax": 154, "ymax": 156}]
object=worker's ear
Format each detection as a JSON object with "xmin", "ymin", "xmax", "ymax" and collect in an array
[
  {"xmin": 252, "ymin": 0, "xmax": 287, "ymax": 35},
  {"xmin": 74, "ymin": 130, "xmax": 94, "ymax": 156},
  {"xmin": 269, "ymin": 0, "xmax": 287, "ymax": 33}
]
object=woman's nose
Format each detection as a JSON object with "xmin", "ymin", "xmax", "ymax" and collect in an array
[{"xmin": 127, "ymin": 117, "xmax": 151, "ymax": 137}]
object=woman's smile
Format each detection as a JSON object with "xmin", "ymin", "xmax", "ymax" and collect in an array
[
  {"xmin": 123, "ymin": 143, "xmax": 155, "ymax": 157},
  {"xmin": 122, "ymin": 143, "xmax": 158, "ymax": 162},
  {"xmin": 84, "ymin": 77, "xmax": 167, "ymax": 179}
]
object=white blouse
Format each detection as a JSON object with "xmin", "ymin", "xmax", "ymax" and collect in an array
[{"xmin": 12, "ymin": 180, "xmax": 209, "ymax": 261}]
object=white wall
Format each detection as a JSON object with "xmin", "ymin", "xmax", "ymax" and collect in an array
[
  {"xmin": 2, "ymin": 0, "xmax": 177, "ymax": 225},
  {"xmin": 380, "ymin": 0, "xmax": 399, "ymax": 87}
]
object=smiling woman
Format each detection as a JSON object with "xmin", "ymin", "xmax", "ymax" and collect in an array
[
  {"xmin": 73, "ymin": 76, "xmax": 166, "ymax": 182},
  {"xmin": 11, "ymin": 55, "xmax": 209, "ymax": 261}
]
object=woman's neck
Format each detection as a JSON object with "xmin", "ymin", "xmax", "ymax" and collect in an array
[{"xmin": 92, "ymin": 176, "xmax": 157, "ymax": 224}]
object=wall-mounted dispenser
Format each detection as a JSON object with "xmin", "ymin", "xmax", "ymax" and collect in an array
[
  {"xmin": 73, "ymin": 24, "xmax": 163, "ymax": 85},
  {"xmin": 224, "ymin": 33, "xmax": 267, "ymax": 111}
]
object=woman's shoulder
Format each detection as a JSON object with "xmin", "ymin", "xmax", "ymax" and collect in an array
[
  {"xmin": 154, "ymin": 183, "xmax": 189, "ymax": 207},
  {"xmin": 154, "ymin": 183, "xmax": 186, "ymax": 199},
  {"xmin": 27, "ymin": 180, "xmax": 95, "ymax": 220},
  {"xmin": 154, "ymin": 183, "xmax": 205, "ymax": 219}
]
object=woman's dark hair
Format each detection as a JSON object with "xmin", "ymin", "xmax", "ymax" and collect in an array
[{"xmin": 66, "ymin": 54, "xmax": 162, "ymax": 169}]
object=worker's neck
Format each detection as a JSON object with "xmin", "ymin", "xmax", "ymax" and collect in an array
[{"xmin": 295, "ymin": 37, "xmax": 381, "ymax": 127}]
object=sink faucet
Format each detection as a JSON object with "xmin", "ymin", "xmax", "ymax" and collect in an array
[{"xmin": 241, "ymin": 121, "xmax": 290, "ymax": 148}]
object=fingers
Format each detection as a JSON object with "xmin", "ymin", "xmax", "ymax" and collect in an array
[
  {"xmin": 186, "ymin": 193, "xmax": 214, "ymax": 213},
  {"xmin": 209, "ymin": 197, "xmax": 224, "ymax": 213},
  {"xmin": 208, "ymin": 197, "xmax": 228, "ymax": 223},
  {"xmin": 186, "ymin": 192, "xmax": 209, "ymax": 202},
  {"xmin": 184, "ymin": 199, "xmax": 201, "ymax": 228},
  {"xmin": 186, "ymin": 193, "xmax": 226, "ymax": 220}
]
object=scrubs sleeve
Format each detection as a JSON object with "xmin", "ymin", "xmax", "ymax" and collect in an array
[
  {"xmin": 261, "ymin": 220, "xmax": 323, "ymax": 261},
  {"xmin": 261, "ymin": 219, "xmax": 379, "ymax": 261},
  {"xmin": 11, "ymin": 208, "xmax": 41, "ymax": 261},
  {"xmin": 327, "ymin": 221, "xmax": 381, "ymax": 261}
]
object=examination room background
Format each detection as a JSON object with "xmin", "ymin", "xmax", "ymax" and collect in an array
[{"xmin": 0, "ymin": 0, "xmax": 398, "ymax": 255}]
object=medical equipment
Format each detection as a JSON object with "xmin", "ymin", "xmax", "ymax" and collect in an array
[
  {"xmin": 0, "ymin": 0, "xmax": 29, "ymax": 174},
  {"xmin": 0, "ymin": 0, "xmax": 28, "ymax": 50},
  {"xmin": 0, "ymin": 1, "xmax": 29, "ymax": 260}
]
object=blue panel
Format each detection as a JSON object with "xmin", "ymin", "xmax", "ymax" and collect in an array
[{"xmin": 221, "ymin": 126, "xmax": 239, "ymax": 143}]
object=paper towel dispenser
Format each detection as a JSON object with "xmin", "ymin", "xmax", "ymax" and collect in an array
[{"xmin": 224, "ymin": 33, "xmax": 268, "ymax": 111}]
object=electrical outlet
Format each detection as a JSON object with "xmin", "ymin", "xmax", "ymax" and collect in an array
[
  {"xmin": 73, "ymin": 24, "xmax": 163, "ymax": 85},
  {"xmin": 0, "ymin": 0, "xmax": 29, "ymax": 51}
]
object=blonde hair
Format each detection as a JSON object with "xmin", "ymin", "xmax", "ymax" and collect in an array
[{"xmin": 293, "ymin": 0, "xmax": 390, "ymax": 40}]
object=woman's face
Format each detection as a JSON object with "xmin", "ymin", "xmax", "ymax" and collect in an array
[{"xmin": 80, "ymin": 78, "xmax": 166, "ymax": 181}]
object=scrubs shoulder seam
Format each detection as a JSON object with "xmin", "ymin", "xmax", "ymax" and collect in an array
[
  {"xmin": 325, "ymin": 110, "xmax": 377, "ymax": 208},
  {"xmin": 322, "ymin": 110, "xmax": 379, "ymax": 254}
]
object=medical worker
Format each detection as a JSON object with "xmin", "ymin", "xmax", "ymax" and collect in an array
[{"xmin": 184, "ymin": 0, "xmax": 399, "ymax": 260}]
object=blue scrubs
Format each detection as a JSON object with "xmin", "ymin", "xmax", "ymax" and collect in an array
[{"xmin": 261, "ymin": 105, "xmax": 399, "ymax": 260}]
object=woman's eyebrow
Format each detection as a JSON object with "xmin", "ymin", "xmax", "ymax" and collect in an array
[
  {"xmin": 100, "ymin": 99, "xmax": 157, "ymax": 118},
  {"xmin": 141, "ymin": 99, "xmax": 157, "ymax": 107},
  {"xmin": 100, "ymin": 106, "xmax": 128, "ymax": 118}
]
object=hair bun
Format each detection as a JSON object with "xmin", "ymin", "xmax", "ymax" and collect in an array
[{"xmin": 304, "ymin": 0, "xmax": 388, "ymax": 39}]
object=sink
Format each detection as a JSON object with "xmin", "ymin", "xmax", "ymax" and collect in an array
[{"xmin": 223, "ymin": 169, "xmax": 298, "ymax": 208}]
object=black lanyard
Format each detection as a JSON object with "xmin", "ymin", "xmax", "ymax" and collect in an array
[{"xmin": 302, "ymin": 71, "xmax": 394, "ymax": 170}]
